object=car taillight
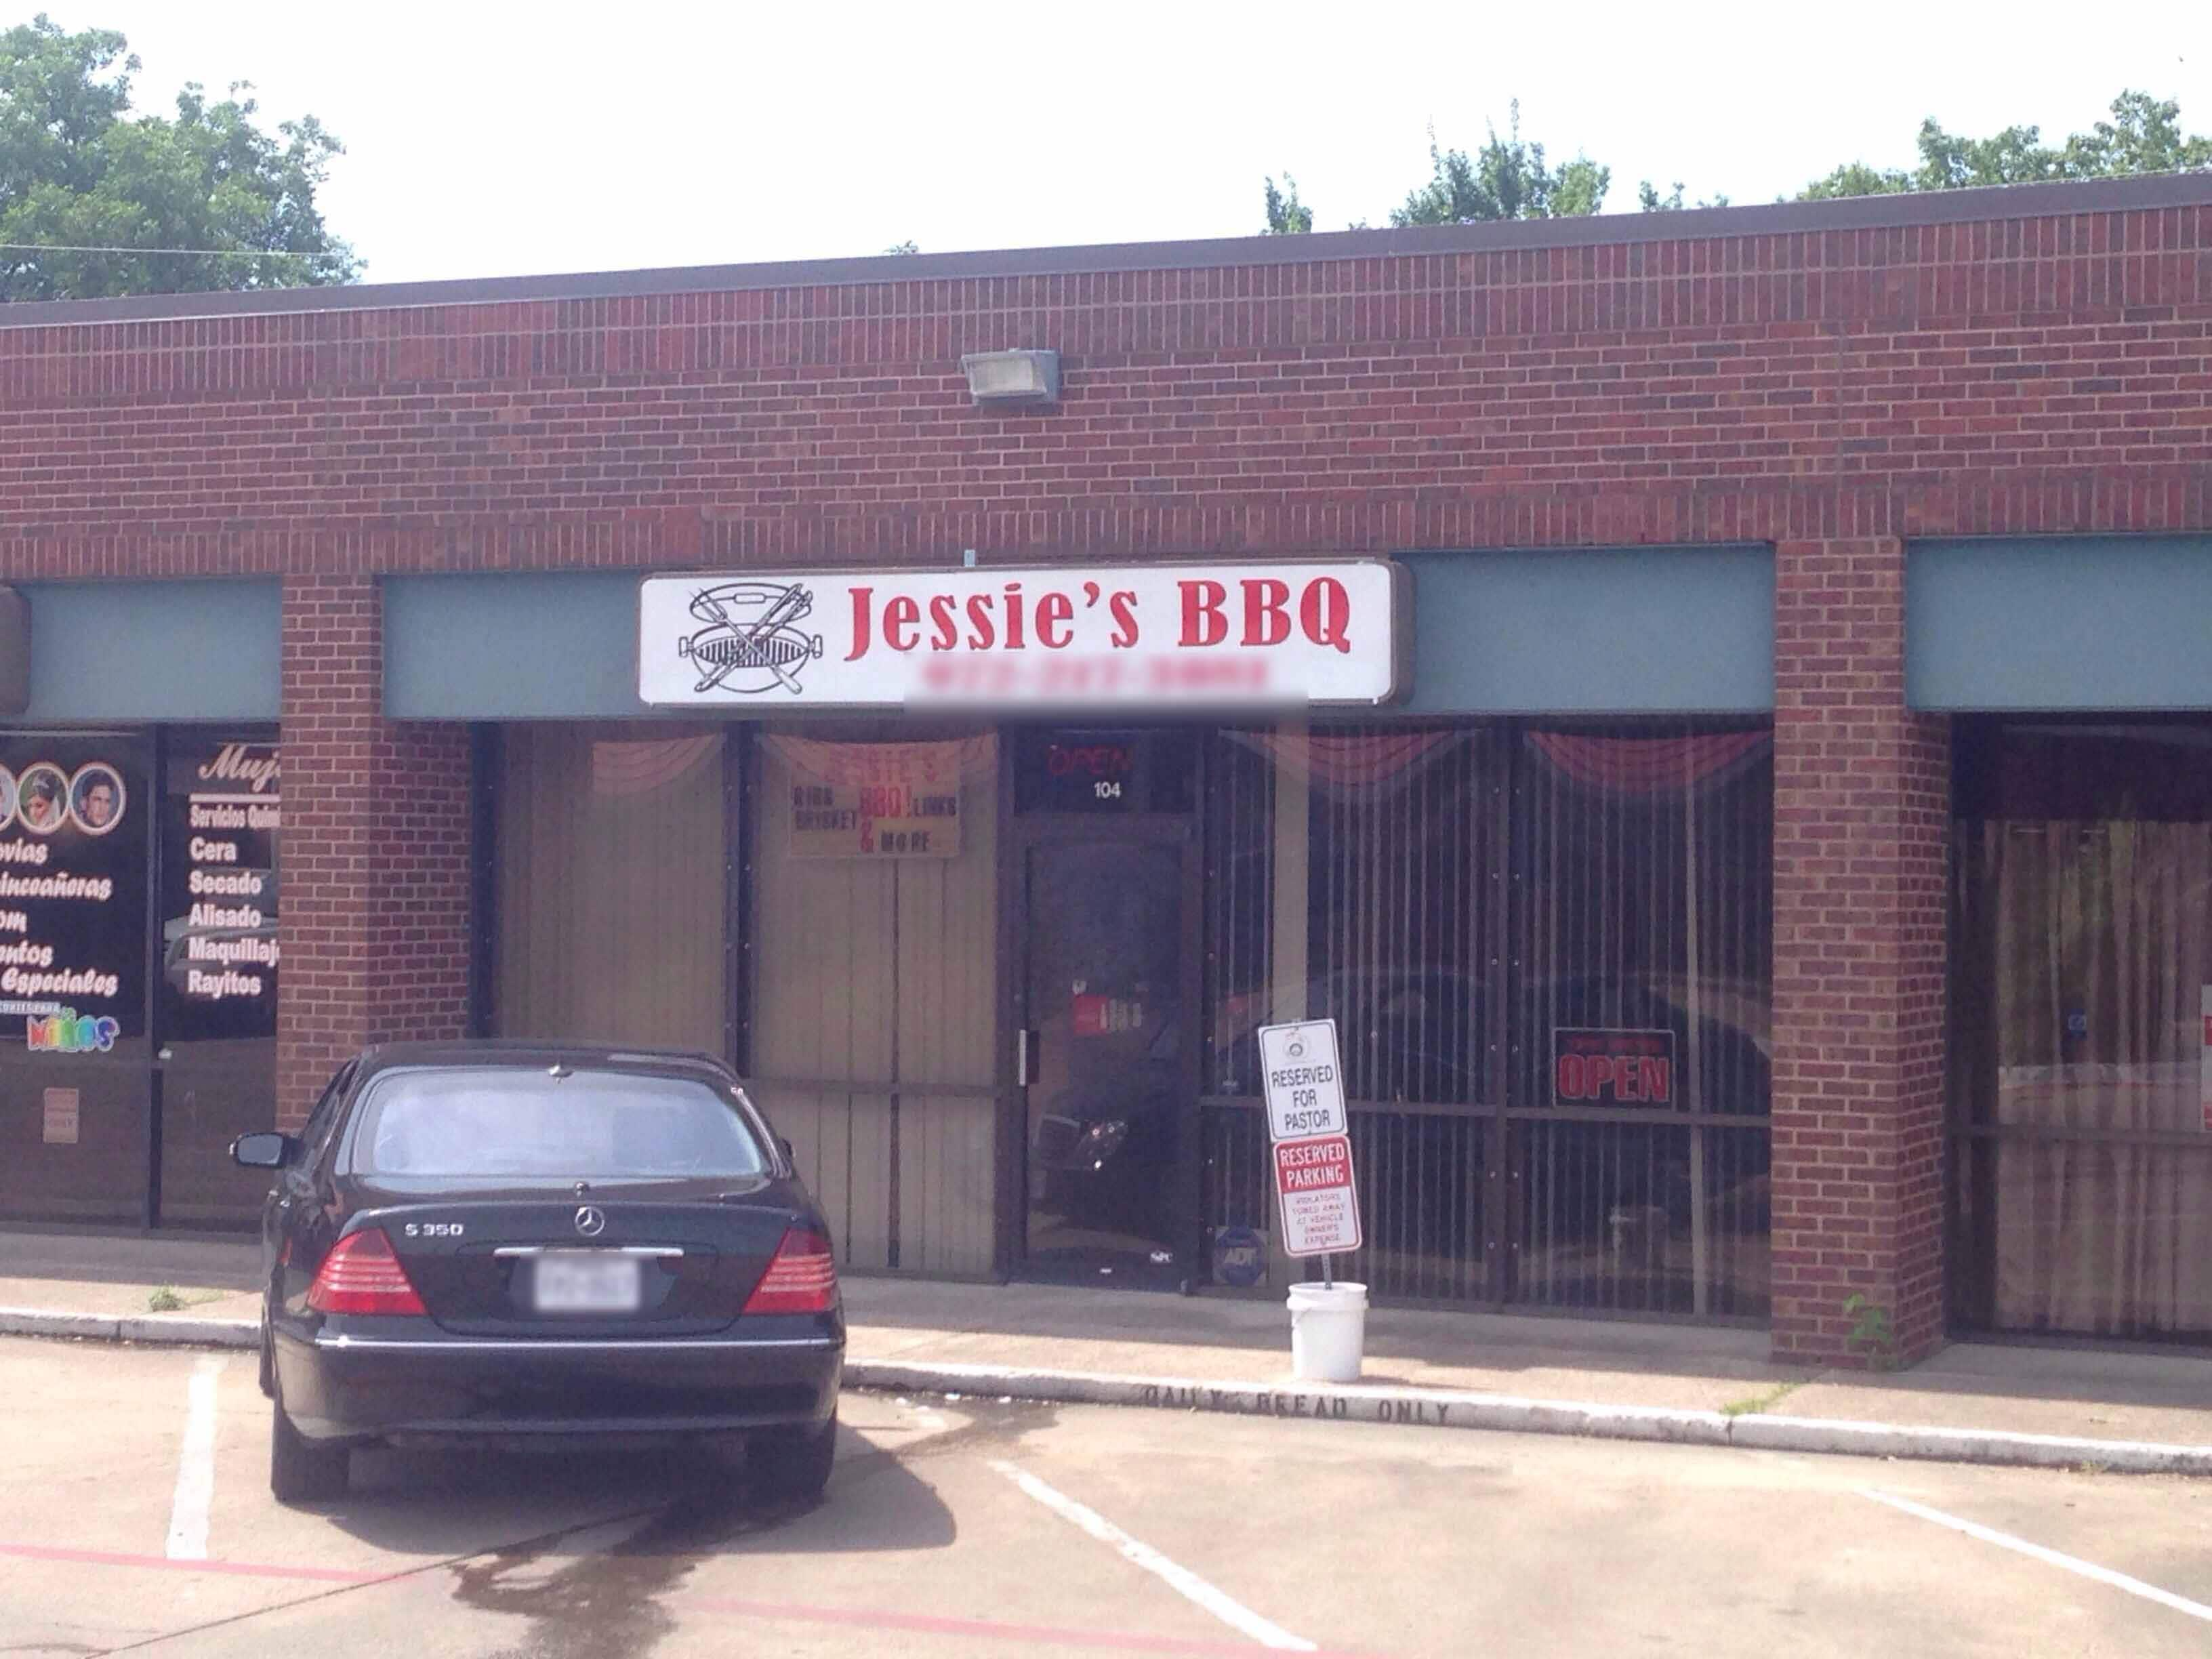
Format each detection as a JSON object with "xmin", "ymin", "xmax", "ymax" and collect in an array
[
  {"xmin": 306, "ymin": 1227, "xmax": 426, "ymax": 1316},
  {"xmin": 743, "ymin": 1228, "xmax": 839, "ymax": 1315}
]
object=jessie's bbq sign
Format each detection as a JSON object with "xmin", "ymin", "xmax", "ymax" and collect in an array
[
  {"xmin": 637, "ymin": 561, "xmax": 1406, "ymax": 709},
  {"xmin": 1553, "ymin": 1028, "xmax": 1677, "ymax": 1107}
]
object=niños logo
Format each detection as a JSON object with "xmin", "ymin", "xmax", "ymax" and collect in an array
[{"xmin": 26, "ymin": 1008, "xmax": 119, "ymax": 1054}]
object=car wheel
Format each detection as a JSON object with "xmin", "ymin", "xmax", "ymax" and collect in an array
[
  {"xmin": 750, "ymin": 1410, "xmax": 836, "ymax": 1500},
  {"xmin": 270, "ymin": 1394, "xmax": 349, "ymax": 1505}
]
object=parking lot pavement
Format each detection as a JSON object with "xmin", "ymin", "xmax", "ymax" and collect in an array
[{"xmin": 4, "ymin": 1334, "xmax": 2211, "ymax": 1658}]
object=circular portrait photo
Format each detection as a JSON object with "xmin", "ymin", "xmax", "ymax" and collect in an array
[
  {"xmin": 14, "ymin": 763, "xmax": 68, "ymax": 835},
  {"xmin": 0, "ymin": 765, "xmax": 15, "ymax": 833},
  {"xmin": 69, "ymin": 762, "xmax": 127, "ymax": 836}
]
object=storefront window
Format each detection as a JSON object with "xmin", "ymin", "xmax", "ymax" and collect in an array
[
  {"xmin": 0, "ymin": 731, "xmax": 153, "ymax": 1223},
  {"xmin": 1201, "ymin": 720, "xmax": 1771, "ymax": 1315},
  {"xmin": 1952, "ymin": 719, "xmax": 2212, "ymax": 1340},
  {"xmin": 750, "ymin": 727, "xmax": 998, "ymax": 1275},
  {"xmin": 157, "ymin": 733, "xmax": 281, "ymax": 1226},
  {"xmin": 0, "ymin": 729, "xmax": 283, "ymax": 1229},
  {"xmin": 1511, "ymin": 726, "xmax": 1772, "ymax": 1318},
  {"xmin": 492, "ymin": 725, "xmax": 729, "ymax": 1054}
]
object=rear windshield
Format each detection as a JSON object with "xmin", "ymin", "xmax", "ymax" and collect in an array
[{"xmin": 348, "ymin": 1067, "xmax": 769, "ymax": 1180}]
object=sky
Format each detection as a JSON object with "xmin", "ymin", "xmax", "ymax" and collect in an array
[{"xmin": 45, "ymin": 0, "xmax": 2212, "ymax": 286}]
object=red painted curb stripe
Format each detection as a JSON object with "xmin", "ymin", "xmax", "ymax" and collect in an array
[
  {"xmin": 0, "ymin": 1541, "xmax": 382, "ymax": 1584},
  {"xmin": 0, "ymin": 1541, "xmax": 1383, "ymax": 1656}
]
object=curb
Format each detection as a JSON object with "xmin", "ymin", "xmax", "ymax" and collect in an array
[
  {"xmin": 0, "ymin": 1307, "xmax": 257, "ymax": 1349},
  {"xmin": 843, "ymin": 1358, "xmax": 2212, "ymax": 1477},
  {"xmin": 7, "ymin": 1307, "xmax": 2205, "ymax": 1477}
]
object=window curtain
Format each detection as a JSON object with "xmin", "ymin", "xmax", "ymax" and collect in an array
[
  {"xmin": 1965, "ymin": 820, "xmax": 2212, "ymax": 1336},
  {"xmin": 493, "ymin": 725, "xmax": 726, "ymax": 1055}
]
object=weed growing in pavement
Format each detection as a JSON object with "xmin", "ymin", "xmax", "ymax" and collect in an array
[
  {"xmin": 1719, "ymin": 1380, "xmax": 1805, "ymax": 1418},
  {"xmin": 1843, "ymin": 1294, "xmax": 1900, "ymax": 1371},
  {"xmin": 146, "ymin": 1286, "xmax": 186, "ymax": 1313}
]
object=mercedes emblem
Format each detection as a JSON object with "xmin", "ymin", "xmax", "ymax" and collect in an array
[{"xmin": 573, "ymin": 1205, "xmax": 607, "ymax": 1237}]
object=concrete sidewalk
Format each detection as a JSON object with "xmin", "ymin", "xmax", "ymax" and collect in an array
[{"xmin": 3, "ymin": 1226, "xmax": 2208, "ymax": 1471}]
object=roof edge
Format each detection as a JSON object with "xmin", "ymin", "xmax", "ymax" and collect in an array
[{"xmin": 3, "ymin": 169, "xmax": 2208, "ymax": 332}]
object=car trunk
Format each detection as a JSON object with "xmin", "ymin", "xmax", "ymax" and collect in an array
[{"xmin": 341, "ymin": 1174, "xmax": 800, "ymax": 1338}]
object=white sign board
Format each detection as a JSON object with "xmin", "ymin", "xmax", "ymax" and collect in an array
[
  {"xmin": 1273, "ymin": 1133, "xmax": 1362, "ymax": 1256},
  {"xmin": 1257, "ymin": 1019, "xmax": 1348, "ymax": 1139},
  {"xmin": 638, "ymin": 562, "xmax": 1405, "ymax": 710},
  {"xmin": 41, "ymin": 1087, "xmax": 79, "ymax": 1145},
  {"xmin": 2201, "ymin": 985, "xmax": 2212, "ymax": 1134}
]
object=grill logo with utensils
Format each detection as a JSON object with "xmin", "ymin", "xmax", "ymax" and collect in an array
[{"xmin": 675, "ymin": 581, "xmax": 826, "ymax": 696}]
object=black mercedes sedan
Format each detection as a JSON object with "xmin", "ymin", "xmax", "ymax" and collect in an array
[{"xmin": 231, "ymin": 1042, "xmax": 844, "ymax": 1506}]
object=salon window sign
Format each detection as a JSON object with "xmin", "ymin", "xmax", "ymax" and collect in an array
[
  {"xmin": 638, "ymin": 561, "xmax": 1407, "ymax": 710},
  {"xmin": 159, "ymin": 739, "xmax": 280, "ymax": 1042},
  {"xmin": 0, "ymin": 736, "xmax": 148, "ymax": 1052}
]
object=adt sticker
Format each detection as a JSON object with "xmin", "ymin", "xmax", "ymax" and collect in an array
[{"xmin": 1212, "ymin": 1226, "xmax": 1267, "ymax": 1288}]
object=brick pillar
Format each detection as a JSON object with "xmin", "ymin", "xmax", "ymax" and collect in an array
[
  {"xmin": 277, "ymin": 575, "xmax": 474, "ymax": 1126},
  {"xmin": 1770, "ymin": 538, "xmax": 1950, "ymax": 1368}
]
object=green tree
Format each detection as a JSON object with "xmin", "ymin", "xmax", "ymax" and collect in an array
[
  {"xmin": 1637, "ymin": 180, "xmax": 1731, "ymax": 212},
  {"xmin": 1391, "ymin": 102, "xmax": 1610, "ymax": 224},
  {"xmin": 1801, "ymin": 89, "xmax": 2211, "ymax": 200},
  {"xmin": 1, "ymin": 14, "xmax": 356, "ymax": 300},
  {"xmin": 1261, "ymin": 173, "xmax": 1312, "ymax": 234}
]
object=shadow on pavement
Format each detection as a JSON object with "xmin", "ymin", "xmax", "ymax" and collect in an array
[{"xmin": 297, "ymin": 1414, "xmax": 994, "ymax": 1659}]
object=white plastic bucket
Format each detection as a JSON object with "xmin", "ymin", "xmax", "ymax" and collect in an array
[{"xmin": 1286, "ymin": 1280, "xmax": 1368, "ymax": 1382}]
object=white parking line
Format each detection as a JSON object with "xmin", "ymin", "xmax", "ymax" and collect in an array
[
  {"xmin": 164, "ymin": 1355, "xmax": 228, "ymax": 1561},
  {"xmin": 987, "ymin": 1458, "xmax": 1317, "ymax": 1652},
  {"xmin": 1860, "ymin": 1487, "xmax": 2212, "ymax": 1624}
]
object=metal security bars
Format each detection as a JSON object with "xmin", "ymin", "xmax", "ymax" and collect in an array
[{"xmin": 1200, "ymin": 721, "xmax": 1774, "ymax": 1319}]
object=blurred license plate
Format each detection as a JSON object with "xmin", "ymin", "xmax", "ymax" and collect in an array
[{"xmin": 533, "ymin": 1254, "xmax": 640, "ymax": 1313}]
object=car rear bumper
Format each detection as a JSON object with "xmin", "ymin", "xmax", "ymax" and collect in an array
[{"xmin": 276, "ymin": 1328, "xmax": 843, "ymax": 1446}]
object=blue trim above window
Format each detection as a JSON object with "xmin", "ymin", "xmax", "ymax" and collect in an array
[
  {"xmin": 385, "ymin": 547, "xmax": 1777, "ymax": 720},
  {"xmin": 384, "ymin": 573, "xmax": 651, "ymax": 720},
  {"xmin": 21, "ymin": 580, "xmax": 279, "ymax": 721},
  {"xmin": 1908, "ymin": 537, "xmax": 2212, "ymax": 711},
  {"xmin": 1400, "ymin": 546, "xmax": 1774, "ymax": 715}
]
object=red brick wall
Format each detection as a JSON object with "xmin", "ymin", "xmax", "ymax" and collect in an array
[
  {"xmin": 275, "ymin": 575, "xmax": 472, "ymax": 1126},
  {"xmin": 1771, "ymin": 538, "xmax": 1951, "ymax": 1366},
  {"xmin": 0, "ymin": 203, "xmax": 2207, "ymax": 581}
]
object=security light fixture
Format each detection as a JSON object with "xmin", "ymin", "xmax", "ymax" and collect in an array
[{"xmin": 962, "ymin": 348, "xmax": 1059, "ymax": 407}]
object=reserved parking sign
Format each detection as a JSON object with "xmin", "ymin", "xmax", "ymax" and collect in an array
[
  {"xmin": 1272, "ymin": 1133, "xmax": 1362, "ymax": 1256},
  {"xmin": 1257, "ymin": 1019, "xmax": 1361, "ymax": 1258}
]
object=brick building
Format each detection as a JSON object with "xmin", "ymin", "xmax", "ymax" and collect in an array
[{"xmin": 3, "ymin": 171, "xmax": 2210, "ymax": 1367}]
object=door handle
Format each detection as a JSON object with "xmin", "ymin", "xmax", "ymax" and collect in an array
[{"xmin": 1017, "ymin": 1029, "xmax": 1040, "ymax": 1086}]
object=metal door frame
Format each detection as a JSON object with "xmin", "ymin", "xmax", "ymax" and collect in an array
[{"xmin": 995, "ymin": 808, "xmax": 1204, "ymax": 1286}]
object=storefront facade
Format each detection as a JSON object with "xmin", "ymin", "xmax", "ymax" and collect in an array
[{"xmin": 3, "ymin": 172, "xmax": 2209, "ymax": 1366}]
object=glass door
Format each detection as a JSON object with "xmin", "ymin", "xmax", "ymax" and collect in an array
[{"xmin": 1019, "ymin": 834, "xmax": 1196, "ymax": 1290}]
